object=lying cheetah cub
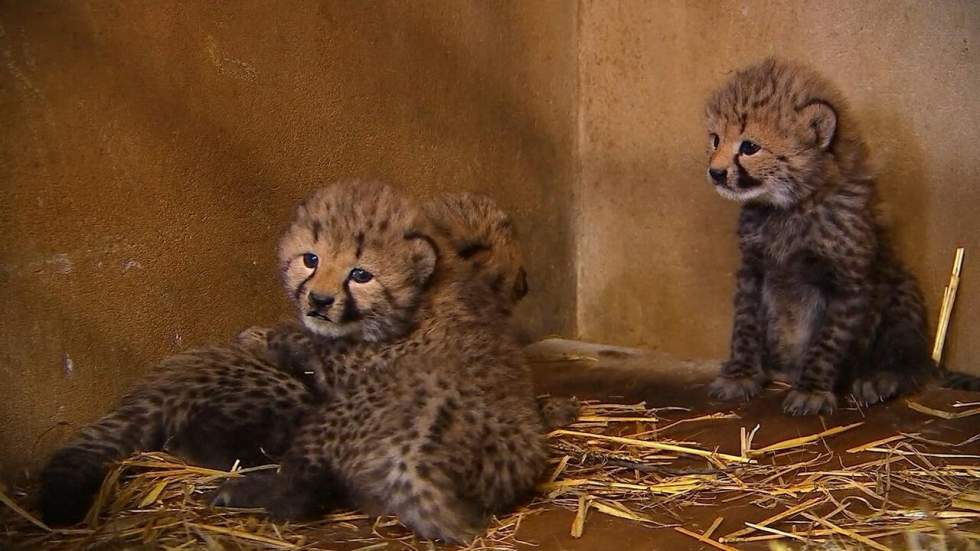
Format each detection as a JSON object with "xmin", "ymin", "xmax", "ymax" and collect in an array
[
  {"xmin": 39, "ymin": 345, "xmax": 315, "ymax": 525},
  {"xmin": 213, "ymin": 182, "xmax": 549, "ymax": 543},
  {"xmin": 237, "ymin": 191, "xmax": 578, "ymax": 430},
  {"xmin": 39, "ymin": 188, "xmax": 574, "ymax": 528}
]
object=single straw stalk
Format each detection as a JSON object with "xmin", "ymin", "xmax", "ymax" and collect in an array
[
  {"xmin": 673, "ymin": 526, "xmax": 740, "ymax": 551},
  {"xmin": 551, "ymin": 429, "xmax": 751, "ymax": 464},
  {"xmin": 747, "ymin": 422, "xmax": 863, "ymax": 456},
  {"xmin": 932, "ymin": 247, "xmax": 964, "ymax": 364}
]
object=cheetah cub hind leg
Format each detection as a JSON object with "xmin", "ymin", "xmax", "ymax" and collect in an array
[
  {"xmin": 374, "ymin": 476, "xmax": 483, "ymax": 544},
  {"xmin": 212, "ymin": 470, "xmax": 346, "ymax": 520}
]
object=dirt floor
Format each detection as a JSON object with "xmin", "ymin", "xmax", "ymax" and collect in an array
[
  {"xmin": 2, "ymin": 339, "xmax": 978, "ymax": 549},
  {"xmin": 525, "ymin": 340, "xmax": 980, "ymax": 550}
]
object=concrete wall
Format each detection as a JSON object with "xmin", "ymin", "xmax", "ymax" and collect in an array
[
  {"xmin": 576, "ymin": 1, "xmax": 980, "ymax": 377},
  {"xmin": 0, "ymin": 1, "xmax": 578, "ymax": 479}
]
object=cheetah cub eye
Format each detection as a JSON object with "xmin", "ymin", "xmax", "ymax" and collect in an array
[
  {"xmin": 739, "ymin": 140, "xmax": 761, "ymax": 156},
  {"xmin": 709, "ymin": 133, "xmax": 720, "ymax": 150},
  {"xmin": 302, "ymin": 253, "xmax": 319, "ymax": 269},
  {"xmin": 349, "ymin": 268, "xmax": 373, "ymax": 284}
]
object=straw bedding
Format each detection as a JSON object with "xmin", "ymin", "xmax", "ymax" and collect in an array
[{"xmin": 3, "ymin": 399, "xmax": 979, "ymax": 550}]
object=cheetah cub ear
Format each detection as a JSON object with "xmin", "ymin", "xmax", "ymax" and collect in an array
[
  {"xmin": 799, "ymin": 100, "xmax": 837, "ymax": 150},
  {"xmin": 512, "ymin": 266, "xmax": 528, "ymax": 302},
  {"xmin": 404, "ymin": 230, "xmax": 438, "ymax": 287}
]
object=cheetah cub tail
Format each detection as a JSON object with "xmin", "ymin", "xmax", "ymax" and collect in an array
[{"xmin": 939, "ymin": 370, "xmax": 980, "ymax": 392}]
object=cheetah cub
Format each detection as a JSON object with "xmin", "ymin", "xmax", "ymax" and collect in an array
[
  {"xmin": 705, "ymin": 58, "xmax": 949, "ymax": 416},
  {"xmin": 213, "ymin": 182, "xmax": 549, "ymax": 543},
  {"xmin": 39, "ymin": 188, "xmax": 573, "ymax": 528},
  {"xmin": 238, "ymin": 191, "xmax": 578, "ymax": 429},
  {"xmin": 39, "ymin": 345, "xmax": 316, "ymax": 525}
]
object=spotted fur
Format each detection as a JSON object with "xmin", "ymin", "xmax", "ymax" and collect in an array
[
  {"xmin": 38, "ymin": 184, "xmax": 570, "ymax": 528},
  {"xmin": 702, "ymin": 58, "xmax": 962, "ymax": 415},
  {"xmin": 38, "ymin": 182, "xmax": 435, "ymax": 525},
  {"xmin": 39, "ymin": 346, "xmax": 313, "ymax": 525},
  {"xmin": 238, "ymin": 191, "xmax": 577, "ymax": 429},
  {"xmin": 213, "ymin": 183, "xmax": 550, "ymax": 543},
  {"xmin": 423, "ymin": 191, "xmax": 529, "ymax": 309}
]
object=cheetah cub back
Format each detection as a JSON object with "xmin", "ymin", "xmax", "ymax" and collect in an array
[{"xmin": 213, "ymin": 182, "xmax": 550, "ymax": 543}]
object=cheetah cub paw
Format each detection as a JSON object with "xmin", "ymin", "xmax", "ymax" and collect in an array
[
  {"xmin": 538, "ymin": 396, "xmax": 581, "ymax": 430},
  {"xmin": 709, "ymin": 360, "xmax": 769, "ymax": 402},
  {"xmin": 782, "ymin": 389, "xmax": 837, "ymax": 416},
  {"xmin": 709, "ymin": 376, "xmax": 763, "ymax": 402},
  {"xmin": 234, "ymin": 326, "xmax": 272, "ymax": 353},
  {"xmin": 850, "ymin": 373, "xmax": 900, "ymax": 407}
]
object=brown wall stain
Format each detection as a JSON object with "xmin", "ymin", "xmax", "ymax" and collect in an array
[
  {"xmin": 0, "ymin": 2, "xmax": 578, "ymax": 479},
  {"xmin": 576, "ymin": 1, "xmax": 980, "ymax": 375}
]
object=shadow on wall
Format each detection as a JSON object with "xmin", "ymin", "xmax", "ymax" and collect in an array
[
  {"xmin": 50, "ymin": 0, "xmax": 572, "ymax": 334},
  {"xmin": 862, "ymin": 109, "xmax": 931, "ymax": 280},
  {"xmin": 30, "ymin": 2, "xmax": 566, "ymax": 220}
]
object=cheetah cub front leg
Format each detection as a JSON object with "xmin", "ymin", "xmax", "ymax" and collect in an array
[{"xmin": 709, "ymin": 260, "xmax": 770, "ymax": 402}]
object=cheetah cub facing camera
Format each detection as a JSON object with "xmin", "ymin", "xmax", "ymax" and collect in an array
[
  {"xmin": 236, "ymin": 190, "xmax": 578, "ymax": 431},
  {"xmin": 38, "ymin": 187, "xmax": 573, "ymax": 530},
  {"xmin": 705, "ymin": 58, "xmax": 942, "ymax": 416},
  {"xmin": 213, "ymin": 182, "xmax": 550, "ymax": 543}
]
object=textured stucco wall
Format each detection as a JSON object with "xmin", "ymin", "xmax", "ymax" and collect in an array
[
  {"xmin": 577, "ymin": 1, "xmax": 980, "ymax": 376},
  {"xmin": 0, "ymin": 2, "xmax": 578, "ymax": 479}
]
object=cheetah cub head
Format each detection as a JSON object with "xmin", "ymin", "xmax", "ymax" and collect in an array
[
  {"xmin": 423, "ymin": 192, "xmax": 528, "ymax": 309},
  {"xmin": 278, "ymin": 180, "xmax": 437, "ymax": 342},
  {"xmin": 705, "ymin": 58, "xmax": 865, "ymax": 208}
]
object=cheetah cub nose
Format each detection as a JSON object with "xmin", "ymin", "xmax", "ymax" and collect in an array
[
  {"xmin": 308, "ymin": 292, "xmax": 335, "ymax": 308},
  {"xmin": 708, "ymin": 168, "xmax": 727, "ymax": 185}
]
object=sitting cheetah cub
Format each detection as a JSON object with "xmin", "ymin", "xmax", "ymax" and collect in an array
[
  {"xmin": 705, "ymin": 58, "xmax": 977, "ymax": 416},
  {"xmin": 213, "ymin": 182, "xmax": 550, "ymax": 543}
]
